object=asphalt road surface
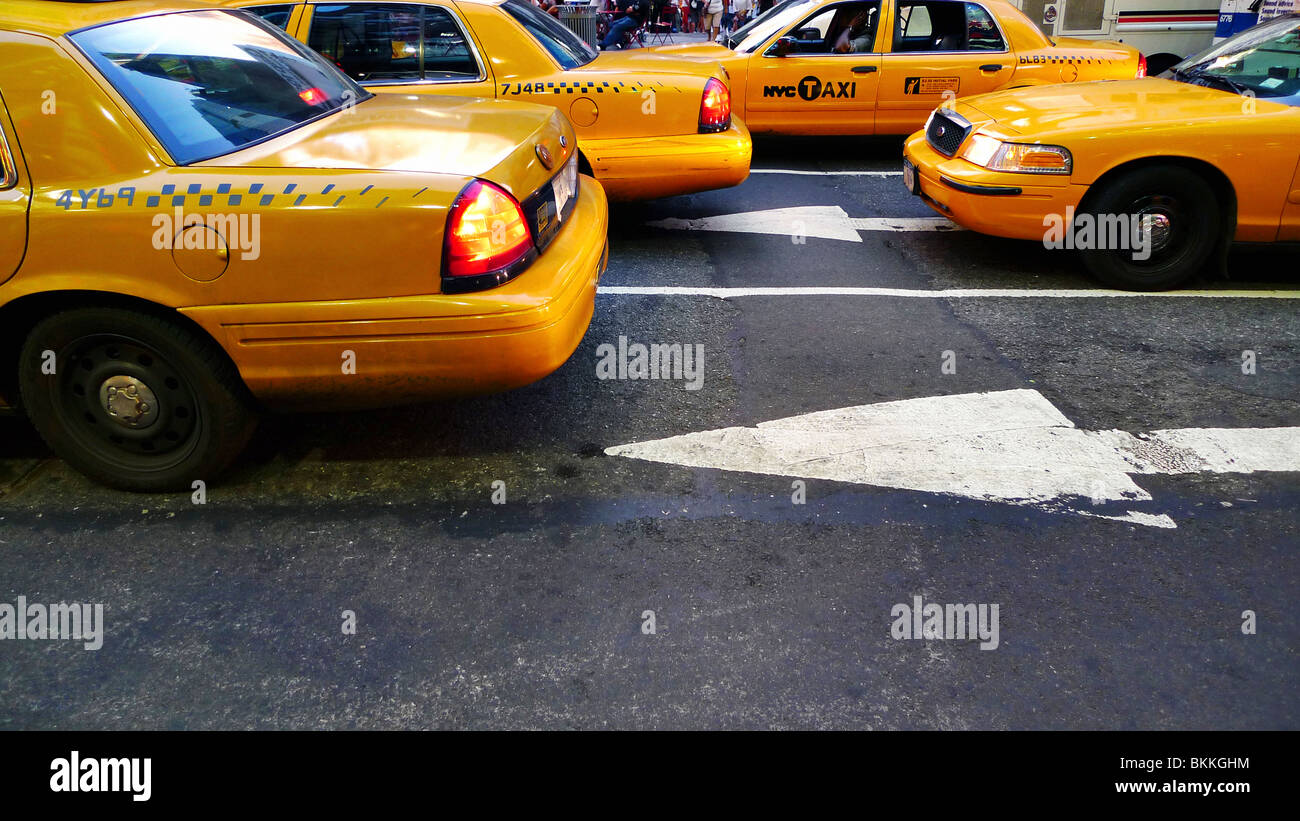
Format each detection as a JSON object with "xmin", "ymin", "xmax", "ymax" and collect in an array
[{"xmin": 1, "ymin": 137, "xmax": 1296, "ymax": 729}]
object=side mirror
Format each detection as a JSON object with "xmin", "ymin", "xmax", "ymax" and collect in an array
[{"xmin": 772, "ymin": 36, "xmax": 796, "ymax": 57}]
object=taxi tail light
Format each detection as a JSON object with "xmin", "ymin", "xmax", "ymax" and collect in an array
[
  {"xmin": 1136, "ymin": 53, "xmax": 1147, "ymax": 78},
  {"xmin": 443, "ymin": 180, "xmax": 535, "ymax": 291},
  {"xmin": 699, "ymin": 77, "xmax": 731, "ymax": 133}
]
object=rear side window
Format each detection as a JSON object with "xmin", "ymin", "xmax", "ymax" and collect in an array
[
  {"xmin": 894, "ymin": 2, "xmax": 1004, "ymax": 52},
  {"xmin": 307, "ymin": 3, "xmax": 481, "ymax": 83},
  {"xmin": 71, "ymin": 9, "xmax": 367, "ymax": 165},
  {"xmin": 501, "ymin": 0, "xmax": 597, "ymax": 69},
  {"xmin": 965, "ymin": 4, "xmax": 1004, "ymax": 50},
  {"xmin": 244, "ymin": 3, "xmax": 296, "ymax": 30}
]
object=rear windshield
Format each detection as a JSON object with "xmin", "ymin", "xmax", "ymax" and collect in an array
[
  {"xmin": 71, "ymin": 10, "xmax": 370, "ymax": 164},
  {"xmin": 502, "ymin": 0, "xmax": 597, "ymax": 69}
]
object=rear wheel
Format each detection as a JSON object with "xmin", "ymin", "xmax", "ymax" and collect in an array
[
  {"xmin": 18, "ymin": 307, "xmax": 257, "ymax": 492},
  {"xmin": 1078, "ymin": 166, "xmax": 1220, "ymax": 291}
]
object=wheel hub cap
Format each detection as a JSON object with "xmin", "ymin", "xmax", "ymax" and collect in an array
[
  {"xmin": 1137, "ymin": 210, "xmax": 1173, "ymax": 253},
  {"xmin": 99, "ymin": 375, "xmax": 159, "ymax": 428}
]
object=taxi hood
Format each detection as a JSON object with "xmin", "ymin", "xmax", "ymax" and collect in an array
[
  {"xmin": 196, "ymin": 93, "xmax": 573, "ymax": 200},
  {"xmin": 957, "ymin": 78, "xmax": 1289, "ymax": 138}
]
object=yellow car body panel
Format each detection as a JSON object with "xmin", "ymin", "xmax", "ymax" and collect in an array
[
  {"xmin": 650, "ymin": 0, "xmax": 1142, "ymax": 136},
  {"xmin": 903, "ymin": 78, "xmax": 1300, "ymax": 244},
  {"xmin": 220, "ymin": 0, "xmax": 752, "ymax": 200},
  {"xmin": 0, "ymin": 0, "xmax": 609, "ymax": 411}
]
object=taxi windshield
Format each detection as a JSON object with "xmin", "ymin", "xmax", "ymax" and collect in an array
[
  {"xmin": 503, "ymin": 0, "xmax": 598, "ymax": 69},
  {"xmin": 1170, "ymin": 15, "xmax": 1300, "ymax": 105},
  {"xmin": 730, "ymin": 0, "xmax": 819, "ymax": 53},
  {"xmin": 71, "ymin": 10, "xmax": 367, "ymax": 165}
]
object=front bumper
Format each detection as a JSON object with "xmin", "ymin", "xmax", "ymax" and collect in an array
[
  {"xmin": 903, "ymin": 132, "xmax": 1088, "ymax": 241},
  {"xmin": 183, "ymin": 177, "xmax": 610, "ymax": 411},
  {"xmin": 583, "ymin": 118, "xmax": 752, "ymax": 201}
]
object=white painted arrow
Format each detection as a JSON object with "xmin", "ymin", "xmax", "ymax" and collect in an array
[
  {"xmin": 606, "ymin": 389, "xmax": 1300, "ymax": 528},
  {"xmin": 646, "ymin": 205, "xmax": 958, "ymax": 243}
]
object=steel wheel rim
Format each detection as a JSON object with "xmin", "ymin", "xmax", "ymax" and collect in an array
[{"xmin": 50, "ymin": 333, "xmax": 202, "ymax": 474}]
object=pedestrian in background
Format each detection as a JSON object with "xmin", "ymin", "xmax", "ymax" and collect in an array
[
  {"xmin": 688, "ymin": 0, "xmax": 703, "ymax": 33},
  {"xmin": 702, "ymin": 0, "xmax": 724, "ymax": 41},
  {"xmin": 730, "ymin": 0, "xmax": 750, "ymax": 30}
]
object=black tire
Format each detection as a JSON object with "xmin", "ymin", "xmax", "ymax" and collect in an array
[
  {"xmin": 17, "ymin": 307, "xmax": 257, "ymax": 492},
  {"xmin": 1078, "ymin": 165, "xmax": 1220, "ymax": 291},
  {"xmin": 1146, "ymin": 54, "xmax": 1181, "ymax": 78}
]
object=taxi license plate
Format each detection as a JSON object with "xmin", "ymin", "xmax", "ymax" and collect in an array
[
  {"xmin": 553, "ymin": 161, "xmax": 574, "ymax": 218},
  {"xmin": 902, "ymin": 158, "xmax": 919, "ymax": 196}
]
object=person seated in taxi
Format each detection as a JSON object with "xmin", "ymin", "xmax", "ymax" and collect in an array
[
  {"xmin": 819, "ymin": 5, "xmax": 875, "ymax": 54},
  {"xmin": 832, "ymin": 6, "xmax": 876, "ymax": 53}
]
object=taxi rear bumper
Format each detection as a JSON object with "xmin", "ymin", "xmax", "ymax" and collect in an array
[
  {"xmin": 583, "ymin": 118, "xmax": 752, "ymax": 201},
  {"xmin": 182, "ymin": 177, "xmax": 610, "ymax": 411}
]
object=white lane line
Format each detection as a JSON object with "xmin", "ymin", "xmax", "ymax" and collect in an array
[
  {"xmin": 598, "ymin": 285, "xmax": 1300, "ymax": 299},
  {"xmin": 606, "ymin": 389, "xmax": 1300, "ymax": 528},
  {"xmin": 750, "ymin": 169, "xmax": 903, "ymax": 177}
]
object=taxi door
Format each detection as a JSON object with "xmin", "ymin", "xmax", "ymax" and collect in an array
[
  {"xmin": 0, "ymin": 96, "xmax": 29, "ymax": 286},
  {"xmin": 875, "ymin": 0, "xmax": 1014, "ymax": 134},
  {"xmin": 294, "ymin": 2, "xmax": 496, "ymax": 98},
  {"xmin": 745, "ymin": 0, "xmax": 883, "ymax": 134}
]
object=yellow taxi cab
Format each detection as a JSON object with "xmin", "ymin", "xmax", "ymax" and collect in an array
[
  {"xmin": 219, "ymin": 0, "xmax": 752, "ymax": 200},
  {"xmin": 0, "ymin": 0, "xmax": 609, "ymax": 491},
  {"xmin": 651, "ymin": 0, "xmax": 1145, "ymax": 135},
  {"xmin": 902, "ymin": 14, "xmax": 1300, "ymax": 289}
]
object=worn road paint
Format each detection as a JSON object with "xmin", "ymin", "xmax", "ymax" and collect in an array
[
  {"xmin": 749, "ymin": 169, "xmax": 904, "ymax": 177},
  {"xmin": 646, "ymin": 205, "xmax": 957, "ymax": 242},
  {"xmin": 598, "ymin": 285, "xmax": 1300, "ymax": 299},
  {"xmin": 606, "ymin": 389, "xmax": 1300, "ymax": 528}
]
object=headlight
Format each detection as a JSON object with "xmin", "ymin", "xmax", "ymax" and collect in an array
[{"xmin": 960, "ymin": 135, "xmax": 1073, "ymax": 175}]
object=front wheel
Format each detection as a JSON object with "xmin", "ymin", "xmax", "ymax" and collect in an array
[
  {"xmin": 18, "ymin": 307, "xmax": 258, "ymax": 492},
  {"xmin": 1077, "ymin": 166, "xmax": 1221, "ymax": 291}
]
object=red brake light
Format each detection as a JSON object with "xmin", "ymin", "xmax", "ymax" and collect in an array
[
  {"xmin": 298, "ymin": 87, "xmax": 327, "ymax": 105},
  {"xmin": 444, "ymin": 180, "xmax": 534, "ymax": 284},
  {"xmin": 699, "ymin": 77, "xmax": 731, "ymax": 133},
  {"xmin": 1136, "ymin": 53, "xmax": 1147, "ymax": 78}
]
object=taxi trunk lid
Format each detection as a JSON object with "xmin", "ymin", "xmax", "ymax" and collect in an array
[{"xmin": 199, "ymin": 93, "xmax": 575, "ymax": 205}]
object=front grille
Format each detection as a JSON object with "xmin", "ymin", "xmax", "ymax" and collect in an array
[{"xmin": 926, "ymin": 110, "xmax": 972, "ymax": 157}]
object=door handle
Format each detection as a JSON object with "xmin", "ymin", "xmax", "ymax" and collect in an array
[
  {"xmin": 852, "ymin": 65, "xmax": 878, "ymax": 74},
  {"xmin": 979, "ymin": 64, "xmax": 1004, "ymax": 72}
]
